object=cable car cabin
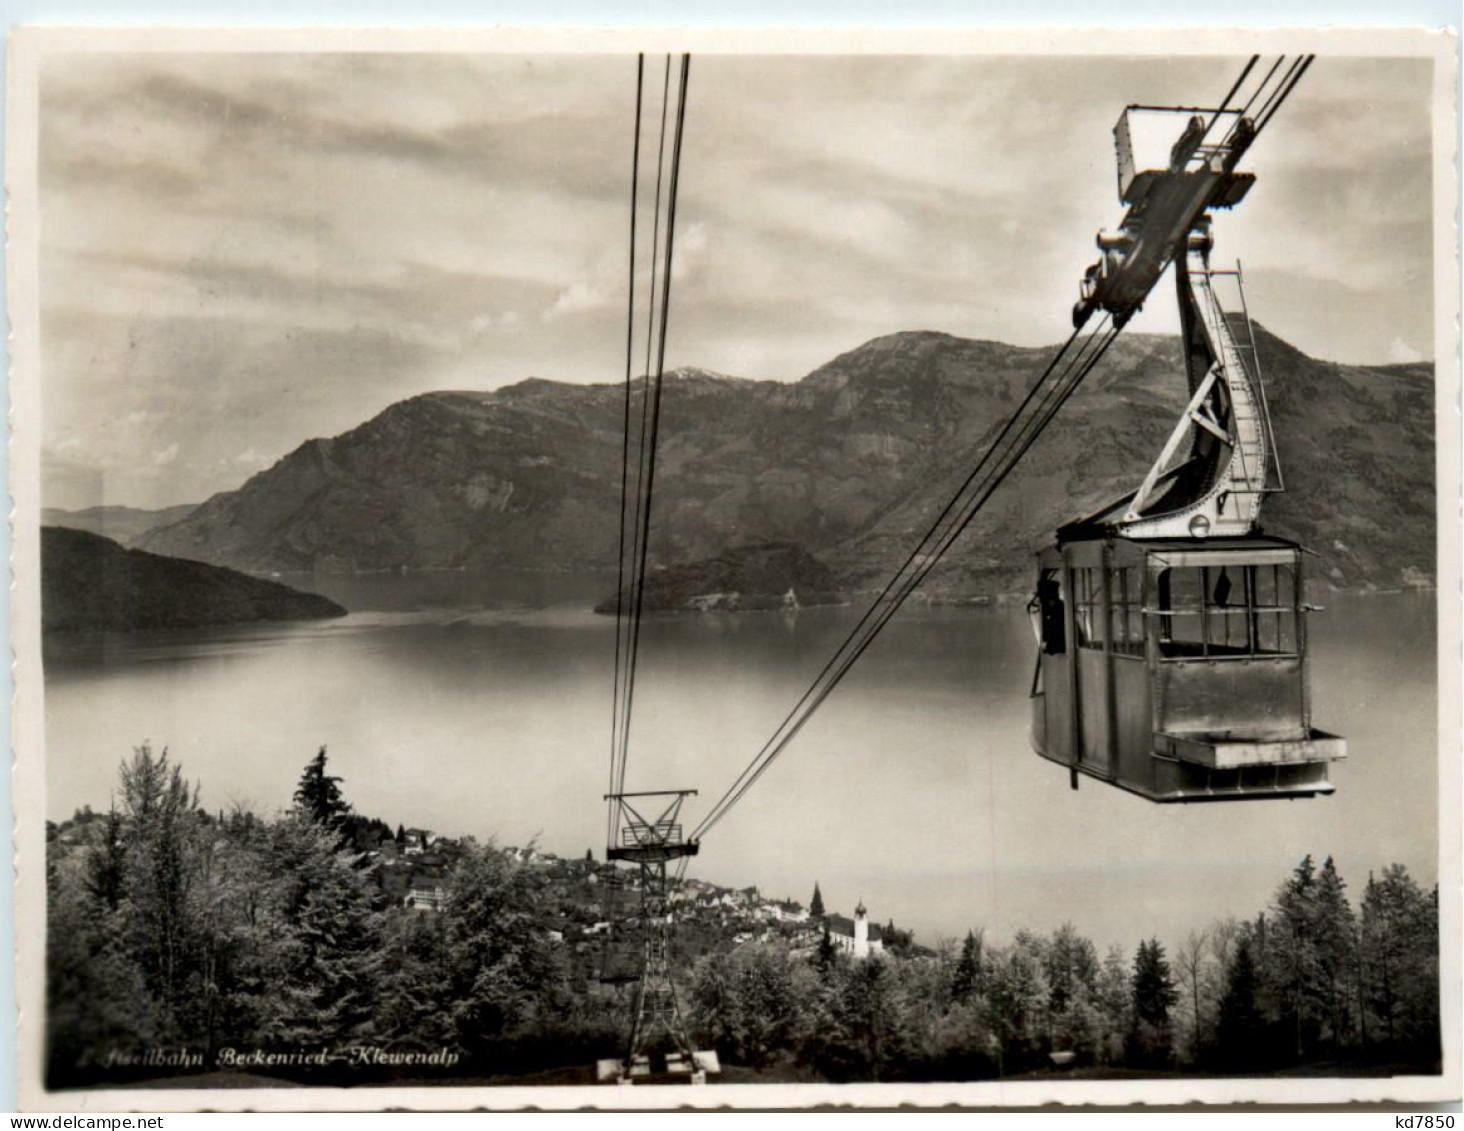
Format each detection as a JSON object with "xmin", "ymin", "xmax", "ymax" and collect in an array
[
  {"xmin": 1029, "ymin": 532, "xmax": 1345, "ymax": 802},
  {"xmin": 1032, "ymin": 83, "xmax": 1344, "ymax": 802}
]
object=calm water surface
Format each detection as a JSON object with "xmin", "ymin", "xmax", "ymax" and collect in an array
[{"xmin": 44, "ymin": 572, "xmax": 1438, "ymax": 952}]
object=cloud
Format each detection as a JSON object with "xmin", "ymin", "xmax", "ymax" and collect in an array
[
  {"xmin": 542, "ymin": 248, "xmax": 626, "ymax": 322},
  {"xmin": 544, "ymin": 278, "xmax": 612, "ymax": 321},
  {"xmin": 35, "ymin": 51, "xmax": 1435, "ymax": 509},
  {"xmin": 1388, "ymin": 337, "xmax": 1426, "ymax": 364},
  {"xmin": 151, "ymin": 443, "xmax": 179, "ymax": 466}
]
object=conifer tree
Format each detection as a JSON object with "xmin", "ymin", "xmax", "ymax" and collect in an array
[
  {"xmin": 1361, "ymin": 863, "xmax": 1439, "ymax": 1055},
  {"xmin": 809, "ymin": 881, "xmax": 825, "ymax": 919},
  {"xmin": 264, "ymin": 811, "xmax": 377, "ymax": 1043},
  {"xmin": 816, "ymin": 920, "xmax": 838, "ymax": 975},
  {"xmin": 83, "ymin": 805, "xmax": 127, "ymax": 912},
  {"xmin": 1270, "ymin": 853, "xmax": 1335, "ymax": 1057},
  {"xmin": 1314, "ymin": 856, "xmax": 1357, "ymax": 1047},
  {"xmin": 952, "ymin": 929, "xmax": 982, "ymax": 1003},
  {"xmin": 1129, "ymin": 938, "xmax": 1178, "ymax": 1066},
  {"xmin": 293, "ymin": 746, "xmax": 352, "ymax": 833},
  {"xmin": 1215, "ymin": 938, "xmax": 1264, "ymax": 1068},
  {"xmin": 1132, "ymin": 938, "xmax": 1178, "ymax": 1027}
]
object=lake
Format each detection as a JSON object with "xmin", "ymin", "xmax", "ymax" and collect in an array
[{"xmin": 43, "ymin": 573, "xmax": 1439, "ymax": 954}]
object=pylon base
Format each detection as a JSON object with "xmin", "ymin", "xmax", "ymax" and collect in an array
[{"xmin": 594, "ymin": 1050, "xmax": 721, "ymax": 1086}]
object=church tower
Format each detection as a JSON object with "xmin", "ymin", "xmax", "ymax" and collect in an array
[{"xmin": 854, "ymin": 900, "xmax": 869, "ymax": 960}]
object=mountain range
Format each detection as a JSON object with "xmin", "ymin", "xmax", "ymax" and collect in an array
[
  {"xmin": 43, "ymin": 503, "xmax": 200, "ymax": 548},
  {"xmin": 136, "ymin": 326, "xmax": 1435, "ymax": 599}
]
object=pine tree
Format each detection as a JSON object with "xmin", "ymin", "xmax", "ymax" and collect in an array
[
  {"xmin": 263, "ymin": 812, "xmax": 377, "ymax": 1043},
  {"xmin": 816, "ymin": 920, "xmax": 839, "ymax": 976},
  {"xmin": 293, "ymin": 746, "xmax": 352, "ymax": 833},
  {"xmin": 1215, "ymin": 938, "xmax": 1264, "ymax": 1068},
  {"xmin": 1270, "ymin": 853, "xmax": 1327, "ymax": 1058},
  {"xmin": 809, "ymin": 881, "xmax": 825, "ymax": 919},
  {"xmin": 1129, "ymin": 938, "xmax": 1178, "ymax": 1066},
  {"xmin": 952, "ymin": 929, "xmax": 983, "ymax": 1003},
  {"xmin": 83, "ymin": 805, "xmax": 127, "ymax": 912},
  {"xmin": 1361, "ymin": 863, "xmax": 1440, "ymax": 1056},
  {"xmin": 1314, "ymin": 856, "xmax": 1357, "ymax": 1047},
  {"xmin": 1132, "ymin": 938, "xmax": 1178, "ymax": 1027}
]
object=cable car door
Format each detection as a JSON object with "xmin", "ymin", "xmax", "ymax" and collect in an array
[{"xmin": 1071, "ymin": 562, "xmax": 1113, "ymax": 779}]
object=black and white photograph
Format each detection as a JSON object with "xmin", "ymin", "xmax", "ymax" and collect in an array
[{"xmin": 8, "ymin": 27, "xmax": 1459, "ymax": 1110}]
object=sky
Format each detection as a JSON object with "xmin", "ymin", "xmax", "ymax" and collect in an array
[{"xmin": 37, "ymin": 51, "xmax": 1436, "ymax": 510}]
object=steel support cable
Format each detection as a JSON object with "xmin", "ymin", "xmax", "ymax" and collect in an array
[
  {"xmin": 618, "ymin": 55, "xmax": 691, "ymax": 802},
  {"xmin": 692, "ymin": 321, "xmax": 1121, "ymax": 840},
  {"xmin": 701, "ymin": 321, "xmax": 1121, "ymax": 837},
  {"xmin": 1248, "ymin": 56, "xmax": 1305, "ymax": 130},
  {"xmin": 1205, "ymin": 55, "xmax": 1259, "ymax": 134},
  {"xmin": 683, "ymin": 327, "xmax": 1085, "ymax": 835},
  {"xmin": 691, "ymin": 317, "xmax": 1121, "ymax": 841},
  {"xmin": 609, "ymin": 54, "xmax": 647, "ymax": 851},
  {"xmin": 1253, "ymin": 56, "xmax": 1313, "ymax": 135},
  {"xmin": 615, "ymin": 56, "xmax": 671, "ymax": 793},
  {"xmin": 689, "ymin": 324, "xmax": 1099, "ymax": 838},
  {"xmin": 615, "ymin": 55, "xmax": 676, "ymax": 801},
  {"xmin": 1237, "ymin": 56, "xmax": 1288, "ymax": 119},
  {"xmin": 1214, "ymin": 56, "xmax": 1286, "ymax": 151},
  {"xmin": 1219, "ymin": 54, "xmax": 1312, "ymax": 152}
]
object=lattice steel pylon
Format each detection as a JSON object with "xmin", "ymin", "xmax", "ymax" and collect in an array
[{"xmin": 604, "ymin": 790, "xmax": 702, "ymax": 1081}]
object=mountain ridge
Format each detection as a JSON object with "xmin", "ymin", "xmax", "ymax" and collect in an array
[
  {"xmin": 137, "ymin": 326, "xmax": 1435, "ymax": 598},
  {"xmin": 42, "ymin": 526, "xmax": 347, "ymax": 633}
]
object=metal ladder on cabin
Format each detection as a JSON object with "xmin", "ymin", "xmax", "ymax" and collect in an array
[{"xmin": 1190, "ymin": 255, "xmax": 1282, "ymax": 503}]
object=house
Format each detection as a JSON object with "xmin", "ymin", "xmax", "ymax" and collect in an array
[
  {"xmin": 405, "ymin": 870, "xmax": 446, "ymax": 913},
  {"xmin": 825, "ymin": 902, "xmax": 884, "ymax": 960},
  {"xmin": 766, "ymin": 898, "xmax": 808, "ymax": 924},
  {"xmin": 402, "ymin": 828, "xmax": 435, "ymax": 856}
]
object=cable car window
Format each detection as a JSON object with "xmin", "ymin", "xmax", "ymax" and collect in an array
[
  {"xmin": 1251, "ymin": 564, "xmax": 1298, "ymax": 655},
  {"xmin": 1108, "ymin": 567, "xmax": 1144, "ymax": 658},
  {"xmin": 1035, "ymin": 571, "xmax": 1066, "ymax": 655},
  {"xmin": 1075, "ymin": 568, "xmax": 1105, "ymax": 649},
  {"xmin": 1204, "ymin": 566, "xmax": 1250, "ymax": 654},
  {"xmin": 1154, "ymin": 568, "xmax": 1205, "ymax": 655},
  {"xmin": 1154, "ymin": 564, "xmax": 1299, "ymax": 659}
]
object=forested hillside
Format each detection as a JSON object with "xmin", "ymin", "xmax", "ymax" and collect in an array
[{"xmin": 46, "ymin": 746, "xmax": 1441, "ymax": 1088}]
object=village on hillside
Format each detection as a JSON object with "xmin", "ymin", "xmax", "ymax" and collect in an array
[{"xmin": 362, "ymin": 828, "xmax": 925, "ymax": 965}]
